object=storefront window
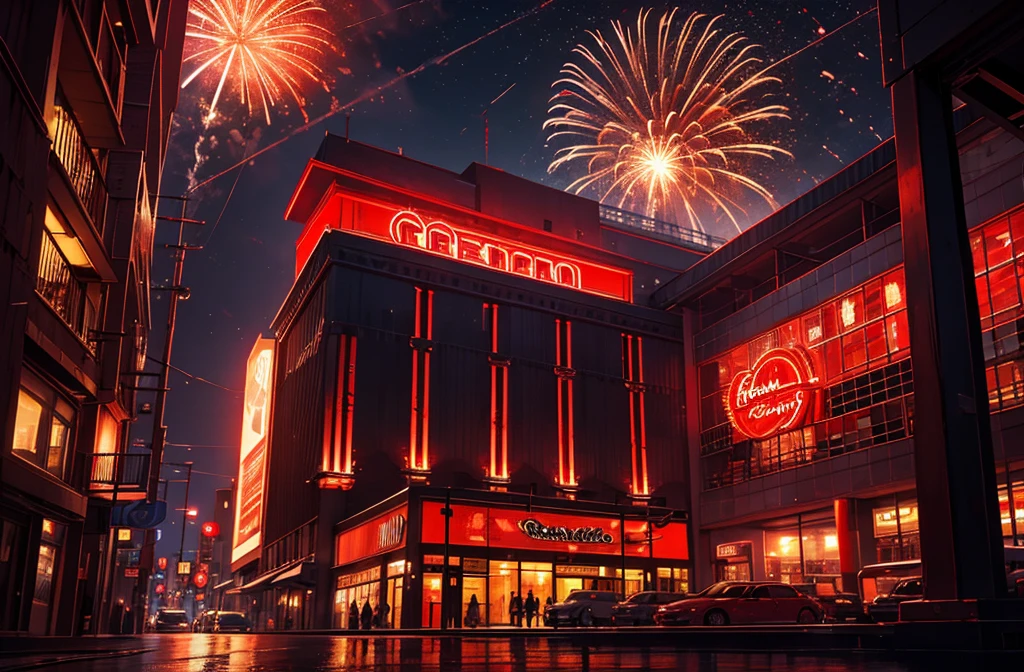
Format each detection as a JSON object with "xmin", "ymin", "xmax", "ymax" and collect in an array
[
  {"xmin": 422, "ymin": 573, "xmax": 444, "ymax": 628},
  {"xmin": 656, "ymin": 567, "xmax": 690, "ymax": 593},
  {"xmin": 334, "ymin": 567, "xmax": 381, "ymax": 628},
  {"xmin": 487, "ymin": 561, "xmax": 517, "ymax": 626},
  {"xmin": 998, "ymin": 484, "xmax": 1024, "ymax": 541},
  {"xmin": 801, "ymin": 523, "xmax": 841, "ymax": 579},
  {"xmin": 764, "ymin": 517, "xmax": 839, "ymax": 587},
  {"xmin": 520, "ymin": 561, "xmax": 552, "ymax": 613},
  {"xmin": 764, "ymin": 530, "xmax": 803, "ymax": 584},
  {"xmin": 872, "ymin": 500, "xmax": 920, "ymax": 563}
]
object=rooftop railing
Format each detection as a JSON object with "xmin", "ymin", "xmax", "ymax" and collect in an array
[{"xmin": 598, "ymin": 204, "xmax": 727, "ymax": 252}]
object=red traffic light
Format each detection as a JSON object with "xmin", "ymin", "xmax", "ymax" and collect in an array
[
  {"xmin": 155, "ymin": 583, "xmax": 166, "ymax": 594},
  {"xmin": 201, "ymin": 521, "xmax": 220, "ymax": 538},
  {"xmin": 157, "ymin": 557, "xmax": 168, "ymax": 571},
  {"xmin": 193, "ymin": 571, "xmax": 209, "ymax": 589}
]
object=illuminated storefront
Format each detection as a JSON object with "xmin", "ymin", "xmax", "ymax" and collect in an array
[
  {"xmin": 663, "ymin": 122, "xmax": 1024, "ymax": 591},
  {"xmin": 331, "ymin": 488, "xmax": 689, "ymax": 628}
]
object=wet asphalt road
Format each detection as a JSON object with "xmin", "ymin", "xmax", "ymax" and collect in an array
[{"xmin": 1, "ymin": 634, "xmax": 1016, "ymax": 672}]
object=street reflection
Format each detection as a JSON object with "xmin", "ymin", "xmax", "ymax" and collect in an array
[{"xmin": 59, "ymin": 634, "xmax": 1017, "ymax": 672}]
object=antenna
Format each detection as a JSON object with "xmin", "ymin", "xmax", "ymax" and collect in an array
[{"xmin": 479, "ymin": 83, "xmax": 516, "ymax": 166}]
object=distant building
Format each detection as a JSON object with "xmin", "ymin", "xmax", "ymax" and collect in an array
[{"xmin": 0, "ymin": 0, "xmax": 188, "ymax": 634}]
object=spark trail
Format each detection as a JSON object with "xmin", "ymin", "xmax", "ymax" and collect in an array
[
  {"xmin": 188, "ymin": 0, "xmax": 558, "ymax": 194},
  {"xmin": 343, "ymin": 0, "xmax": 434, "ymax": 30}
]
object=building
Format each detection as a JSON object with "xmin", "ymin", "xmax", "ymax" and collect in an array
[
  {"xmin": 0, "ymin": 0, "xmax": 188, "ymax": 634},
  {"xmin": 656, "ymin": 108, "xmax": 1024, "ymax": 594},
  {"xmin": 229, "ymin": 135, "xmax": 716, "ymax": 629}
]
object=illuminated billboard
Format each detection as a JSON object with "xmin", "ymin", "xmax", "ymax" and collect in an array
[{"xmin": 232, "ymin": 337, "xmax": 274, "ymax": 569}]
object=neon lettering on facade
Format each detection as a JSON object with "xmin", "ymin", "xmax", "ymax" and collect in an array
[
  {"xmin": 517, "ymin": 519, "xmax": 614, "ymax": 544},
  {"xmin": 390, "ymin": 210, "xmax": 587, "ymax": 293},
  {"xmin": 726, "ymin": 348, "xmax": 819, "ymax": 439}
]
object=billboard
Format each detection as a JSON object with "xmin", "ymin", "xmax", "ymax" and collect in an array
[{"xmin": 232, "ymin": 337, "xmax": 274, "ymax": 569}]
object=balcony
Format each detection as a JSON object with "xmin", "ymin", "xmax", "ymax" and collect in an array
[
  {"xmin": 36, "ymin": 231, "xmax": 98, "ymax": 352},
  {"xmin": 87, "ymin": 453, "xmax": 150, "ymax": 500},
  {"xmin": 599, "ymin": 204, "xmax": 727, "ymax": 253},
  {"xmin": 51, "ymin": 90, "xmax": 108, "ymax": 232}
]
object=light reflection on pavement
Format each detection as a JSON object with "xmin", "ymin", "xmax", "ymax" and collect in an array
[{"xmin": 13, "ymin": 634, "xmax": 1011, "ymax": 672}]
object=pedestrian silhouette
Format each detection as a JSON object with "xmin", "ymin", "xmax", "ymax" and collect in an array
[
  {"xmin": 349, "ymin": 600, "xmax": 360, "ymax": 630},
  {"xmin": 361, "ymin": 599, "xmax": 373, "ymax": 630},
  {"xmin": 465, "ymin": 594, "xmax": 481, "ymax": 628},
  {"xmin": 525, "ymin": 590, "xmax": 537, "ymax": 628}
]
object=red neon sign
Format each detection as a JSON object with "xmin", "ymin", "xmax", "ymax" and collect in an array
[{"xmin": 726, "ymin": 348, "xmax": 818, "ymax": 439}]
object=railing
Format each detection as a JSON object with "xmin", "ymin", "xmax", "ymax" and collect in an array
[
  {"xmin": 37, "ymin": 231, "xmax": 94, "ymax": 348},
  {"xmin": 598, "ymin": 204, "xmax": 727, "ymax": 252},
  {"xmin": 702, "ymin": 394, "xmax": 915, "ymax": 491},
  {"xmin": 88, "ymin": 453, "xmax": 150, "ymax": 493},
  {"xmin": 51, "ymin": 89, "xmax": 107, "ymax": 229}
]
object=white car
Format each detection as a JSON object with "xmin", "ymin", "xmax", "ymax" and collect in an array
[{"xmin": 544, "ymin": 590, "xmax": 619, "ymax": 627}]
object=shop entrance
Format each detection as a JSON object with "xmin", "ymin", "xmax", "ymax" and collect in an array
[
  {"xmin": 462, "ymin": 576, "xmax": 486, "ymax": 627},
  {"xmin": 714, "ymin": 541, "xmax": 753, "ymax": 582}
]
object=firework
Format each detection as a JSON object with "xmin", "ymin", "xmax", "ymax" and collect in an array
[
  {"xmin": 544, "ymin": 10, "xmax": 790, "ymax": 234},
  {"xmin": 182, "ymin": 0, "xmax": 332, "ymax": 124}
]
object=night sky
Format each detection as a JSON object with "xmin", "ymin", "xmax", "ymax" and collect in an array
[{"xmin": 145, "ymin": 0, "xmax": 887, "ymax": 561}]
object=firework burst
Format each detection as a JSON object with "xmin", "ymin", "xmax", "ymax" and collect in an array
[
  {"xmin": 544, "ymin": 9, "xmax": 791, "ymax": 234},
  {"xmin": 182, "ymin": 0, "xmax": 332, "ymax": 125}
]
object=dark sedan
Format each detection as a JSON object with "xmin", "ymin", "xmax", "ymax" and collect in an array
[
  {"xmin": 792, "ymin": 584, "xmax": 866, "ymax": 623},
  {"xmin": 150, "ymin": 609, "xmax": 191, "ymax": 633},
  {"xmin": 611, "ymin": 591, "xmax": 687, "ymax": 626},
  {"xmin": 867, "ymin": 576, "xmax": 922, "ymax": 623}
]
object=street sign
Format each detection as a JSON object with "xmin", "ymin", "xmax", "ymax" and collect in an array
[
  {"xmin": 111, "ymin": 501, "xmax": 167, "ymax": 529},
  {"xmin": 125, "ymin": 567, "xmax": 139, "ymax": 578},
  {"xmin": 117, "ymin": 528, "xmax": 132, "ymax": 542},
  {"xmin": 177, "ymin": 561, "xmax": 191, "ymax": 576}
]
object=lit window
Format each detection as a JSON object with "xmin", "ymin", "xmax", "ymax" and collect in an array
[
  {"xmin": 884, "ymin": 282, "xmax": 902, "ymax": 310},
  {"xmin": 840, "ymin": 298, "xmax": 856, "ymax": 328},
  {"xmin": 13, "ymin": 390, "xmax": 43, "ymax": 456}
]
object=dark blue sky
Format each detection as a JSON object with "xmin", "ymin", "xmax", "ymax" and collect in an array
[{"xmin": 146, "ymin": 0, "xmax": 886, "ymax": 560}]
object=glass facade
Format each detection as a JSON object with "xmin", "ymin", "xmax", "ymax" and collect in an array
[
  {"xmin": 763, "ymin": 514, "xmax": 839, "ymax": 588},
  {"xmin": 699, "ymin": 270, "xmax": 911, "ymax": 490}
]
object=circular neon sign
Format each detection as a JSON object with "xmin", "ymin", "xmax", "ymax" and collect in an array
[{"xmin": 726, "ymin": 348, "xmax": 818, "ymax": 439}]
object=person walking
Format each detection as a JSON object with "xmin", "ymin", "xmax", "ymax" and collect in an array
[
  {"xmin": 360, "ymin": 599, "xmax": 373, "ymax": 630},
  {"xmin": 349, "ymin": 600, "xmax": 360, "ymax": 630},
  {"xmin": 511, "ymin": 592, "xmax": 524, "ymax": 627},
  {"xmin": 524, "ymin": 590, "xmax": 537, "ymax": 628},
  {"xmin": 378, "ymin": 599, "xmax": 391, "ymax": 629}
]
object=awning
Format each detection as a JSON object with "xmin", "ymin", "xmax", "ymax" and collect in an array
[
  {"xmin": 226, "ymin": 564, "xmax": 292, "ymax": 595},
  {"xmin": 212, "ymin": 579, "xmax": 235, "ymax": 592},
  {"xmin": 271, "ymin": 561, "xmax": 316, "ymax": 587}
]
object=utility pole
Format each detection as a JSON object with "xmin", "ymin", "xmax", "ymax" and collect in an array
[
  {"xmin": 440, "ymin": 488, "xmax": 453, "ymax": 631},
  {"xmin": 178, "ymin": 462, "xmax": 194, "ymax": 568},
  {"xmin": 135, "ymin": 197, "xmax": 203, "ymax": 628}
]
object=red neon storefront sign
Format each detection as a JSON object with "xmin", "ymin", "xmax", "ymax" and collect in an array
[
  {"xmin": 388, "ymin": 210, "xmax": 627, "ymax": 299},
  {"xmin": 726, "ymin": 348, "xmax": 819, "ymax": 439}
]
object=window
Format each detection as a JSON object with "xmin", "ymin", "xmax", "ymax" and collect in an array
[
  {"xmin": 751, "ymin": 585, "xmax": 772, "ymax": 599},
  {"xmin": 12, "ymin": 370, "xmax": 75, "ymax": 479},
  {"xmin": 768, "ymin": 584, "xmax": 799, "ymax": 598}
]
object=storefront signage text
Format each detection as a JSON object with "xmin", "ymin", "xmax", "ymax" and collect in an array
[
  {"xmin": 517, "ymin": 518, "xmax": 613, "ymax": 544},
  {"xmin": 377, "ymin": 514, "xmax": 406, "ymax": 553},
  {"xmin": 390, "ymin": 210, "xmax": 610, "ymax": 295},
  {"xmin": 716, "ymin": 541, "xmax": 752, "ymax": 559},
  {"xmin": 726, "ymin": 348, "xmax": 818, "ymax": 439}
]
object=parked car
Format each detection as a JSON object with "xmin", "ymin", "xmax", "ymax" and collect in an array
[
  {"xmin": 149, "ymin": 609, "xmax": 191, "ymax": 633},
  {"xmin": 196, "ymin": 610, "xmax": 253, "ymax": 633},
  {"xmin": 611, "ymin": 591, "xmax": 687, "ymax": 626},
  {"xmin": 792, "ymin": 583, "xmax": 866, "ymax": 622},
  {"xmin": 545, "ymin": 590, "xmax": 619, "ymax": 627},
  {"xmin": 654, "ymin": 582, "xmax": 823, "ymax": 626},
  {"xmin": 867, "ymin": 576, "xmax": 922, "ymax": 623}
]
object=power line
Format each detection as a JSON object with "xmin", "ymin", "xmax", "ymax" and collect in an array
[{"xmin": 146, "ymin": 355, "xmax": 243, "ymax": 394}]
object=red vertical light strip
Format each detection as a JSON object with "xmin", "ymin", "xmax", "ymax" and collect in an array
[
  {"xmin": 501, "ymin": 352, "xmax": 509, "ymax": 479},
  {"xmin": 420, "ymin": 290, "xmax": 434, "ymax": 470},
  {"xmin": 489, "ymin": 304, "xmax": 499, "ymax": 479},
  {"xmin": 323, "ymin": 355, "xmax": 334, "ymax": 473},
  {"xmin": 410, "ymin": 288, "xmax": 422, "ymax": 471},
  {"xmin": 637, "ymin": 336, "xmax": 649, "ymax": 496},
  {"xmin": 625, "ymin": 334, "xmax": 639, "ymax": 495},
  {"xmin": 332, "ymin": 336, "xmax": 347, "ymax": 473},
  {"xmin": 343, "ymin": 336, "xmax": 357, "ymax": 475},
  {"xmin": 555, "ymin": 318, "xmax": 565, "ymax": 486},
  {"xmin": 566, "ymin": 320, "xmax": 576, "ymax": 486}
]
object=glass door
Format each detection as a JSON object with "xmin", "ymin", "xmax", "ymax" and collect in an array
[
  {"xmin": 462, "ymin": 576, "xmax": 486, "ymax": 628},
  {"xmin": 386, "ymin": 576, "xmax": 403, "ymax": 628},
  {"xmin": 422, "ymin": 573, "xmax": 443, "ymax": 628},
  {"xmin": 488, "ymin": 561, "xmax": 518, "ymax": 626}
]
